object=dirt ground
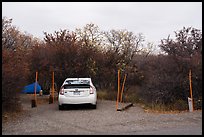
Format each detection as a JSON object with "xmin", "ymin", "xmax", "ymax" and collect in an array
[{"xmin": 2, "ymin": 94, "xmax": 202, "ymax": 135}]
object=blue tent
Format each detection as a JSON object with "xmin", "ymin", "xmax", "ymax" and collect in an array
[{"xmin": 22, "ymin": 82, "xmax": 42, "ymax": 94}]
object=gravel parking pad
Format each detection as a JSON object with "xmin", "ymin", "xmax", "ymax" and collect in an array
[{"xmin": 2, "ymin": 94, "xmax": 202, "ymax": 135}]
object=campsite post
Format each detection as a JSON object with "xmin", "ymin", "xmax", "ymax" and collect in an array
[
  {"xmin": 116, "ymin": 69, "xmax": 120, "ymax": 111},
  {"xmin": 32, "ymin": 71, "xmax": 38, "ymax": 108},
  {"xmin": 52, "ymin": 71, "xmax": 54, "ymax": 103},
  {"xmin": 188, "ymin": 69, "xmax": 194, "ymax": 112},
  {"xmin": 49, "ymin": 71, "xmax": 54, "ymax": 104},
  {"xmin": 35, "ymin": 72, "xmax": 38, "ymax": 101},
  {"xmin": 120, "ymin": 74, "xmax": 127, "ymax": 103}
]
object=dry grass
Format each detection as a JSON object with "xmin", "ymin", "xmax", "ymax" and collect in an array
[
  {"xmin": 97, "ymin": 89, "xmax": 117, "ymax": 101},
  {"xmin": 97, "ymin": 86, "xmax": 195, "ymax": 113}
]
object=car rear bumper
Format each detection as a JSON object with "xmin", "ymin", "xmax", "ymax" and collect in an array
[{"xmin": 58, "ymin": 94, "xmax": 97, "ymax": 105}]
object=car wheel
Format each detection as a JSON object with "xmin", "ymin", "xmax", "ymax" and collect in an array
[{"xmin": 59, "ymin": 105, "xmax": 63, "ymax": 110}]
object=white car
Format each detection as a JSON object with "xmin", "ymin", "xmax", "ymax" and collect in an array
[{"xmin": 58, "ymin": 78, "xmax": 97, "ymax": 110}]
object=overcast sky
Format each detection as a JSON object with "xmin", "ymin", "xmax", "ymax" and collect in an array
[{"xmin": 2, "ymin": 2, "xmax": 202, "ymax": 46}]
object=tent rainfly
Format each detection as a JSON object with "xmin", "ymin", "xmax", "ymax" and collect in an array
[{"xmin": 22, "ymin": 82, "xmax": 41, "ymax": 94}]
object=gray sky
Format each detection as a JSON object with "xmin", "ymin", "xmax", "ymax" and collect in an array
[{"xmin": 2, "ymin": 2, "xmax": 202, "ymax": 46}]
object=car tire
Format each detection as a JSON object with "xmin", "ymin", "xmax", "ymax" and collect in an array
[
  {"xmin": 59, "ymin": 105, "xmax": 63, "ymax": 110},
  {"xmin": 91, "ymin": 104, "xmax": 97, "ymax": 109}
]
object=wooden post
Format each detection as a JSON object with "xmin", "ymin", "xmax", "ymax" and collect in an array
[
  {"xmin": 32, "ymin": 71, "xmax": 38, "ymax": 107},
  {"xmin": 189, "ymin": 69, "xmax": 194, "ymax": 111},
  {"xmin": 35, "ymin": 72, "xmax": 38, "ymax": 102},
  {"xmin": 120, "ymin": 74, "xmax": 127, "ymax": 103},
  {"xmin": 52, "ymin": 71, "xmax": 54, "ymax": 103},
  {"xmin": 116, "ymin": 69, "xmax": 120, "ymax": 111}
]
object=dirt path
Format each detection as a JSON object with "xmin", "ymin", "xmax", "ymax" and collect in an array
[{"xmin": 2, "ymin": 94, "xmax": 202, "ymax": 135}]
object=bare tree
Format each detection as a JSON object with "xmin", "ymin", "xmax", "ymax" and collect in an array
[
  {"xmin": 75, "ymin": 23, "xmax": 106, "ymax": 51},
  {"xmin": 2, "ymin": 17, "xmax": 40, "ymax": 112},
  {"xmin": 104, "ymin": 29, "xmax": 144, "ymax": 69},
  {"xmin": 159, "ymin": 27, "xmax": 202, "ymax": 58},
  {"xmin": 139, "ymin": 27, "xmax": 202, "ymax": 109}
]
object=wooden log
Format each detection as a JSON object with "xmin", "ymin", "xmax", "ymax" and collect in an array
[{"xmin": 117, "ymin": 103, "xmax": 133, "ymax": 111}]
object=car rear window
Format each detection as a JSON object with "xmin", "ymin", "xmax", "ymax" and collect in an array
[{"xmin": 63, "ymin": 80, "xmax": 90, "ymax": 89}]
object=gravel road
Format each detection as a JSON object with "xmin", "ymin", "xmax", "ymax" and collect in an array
[{"xmin": 2, "ymin": 94, "xmax": 202, "ymax": 135}]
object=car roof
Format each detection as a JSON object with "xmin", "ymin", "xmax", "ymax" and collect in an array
[
  {"xmin": 62, "ymin": 78, "xmax": 92, "ymax": 85},
  {"xmin": 63, "ymin": 78, "xmax": 92, "ymax": 84},
  {"xmin": 64, "ymin": 78, "xmax": 91, "ymax": 81}
]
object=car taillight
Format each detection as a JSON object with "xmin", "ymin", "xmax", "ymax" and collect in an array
[
  {"xmin": 90, "ymin": 87, "xmax": 94, "ymax": 94},
  {"xmin": 60, "ymin": 88, "xmax": 64, "ymax": 95}
]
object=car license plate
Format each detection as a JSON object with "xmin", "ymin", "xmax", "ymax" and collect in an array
[{"xmin": 73, "ymin": 91, "xmax": 80, "ymax": 95}]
